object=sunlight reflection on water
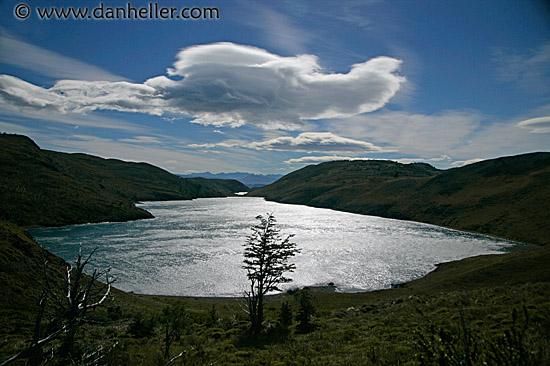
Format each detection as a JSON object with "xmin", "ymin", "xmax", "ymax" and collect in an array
[{"xmin": 28, "ymin": 197, "xmax": 517, "ymax": 296}]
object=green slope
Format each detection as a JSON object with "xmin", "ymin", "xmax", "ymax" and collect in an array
[
  {"xmin": 0, "ymin": 134, "xmax": 248, "ymax": 227},
  {"xmin": 2, "ymin": 218, "xmax": 549, "ymax": 365},
  {"xmin": 249, "ymin": 153, "xmax": 550, "ymax": 245},
  {"xmin": 0, "ymin": 220, "xmax": 66, "ymax": 316}
]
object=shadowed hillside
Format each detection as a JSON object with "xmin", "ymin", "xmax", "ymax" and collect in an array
[
  {"xmin": 249, "ymin": 154, "xmax": 550, "ymax": 245},
  {"xmin": 2, "ymin": 218, "xmax": 549, "ymax": 365},
  {"xmin": 0, "ymin": 134, "xmax": 248, "ymax": 227},
  {"xmin": 0, "ymin": 220, "xmax": 66, "ymax": 317},
  {"xmin": 1, "ymin": 134, "xmax": 548, "ymax": 364}
]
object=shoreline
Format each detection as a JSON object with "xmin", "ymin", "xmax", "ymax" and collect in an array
[
  {"xmin": 26, "ymin": 197, "xmax": 538, "ymax": 301},
  {"xmin": 130, "ymin": 246, "xmax": 536, "ymax": 301}
]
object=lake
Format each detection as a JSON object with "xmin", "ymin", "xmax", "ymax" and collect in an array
[{"xmin": 28, "ymin": 197, "xmax": 518, "ymax": 296}]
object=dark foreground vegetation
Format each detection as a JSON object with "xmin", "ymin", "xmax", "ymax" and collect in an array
[
  {"xmin": 0, "ymin": 134, "xmax": 248, "ymax": 227},
  {"xmin": 249, "ymin": 153, "xmax": 550, "ymax": 246},
  {"xmin": 1, "ymin": 133, "xmax": 548, "ymax": 364},
  {"xmin": 1, "ymin": 220, "xmax": 549, "ymax": 365}
]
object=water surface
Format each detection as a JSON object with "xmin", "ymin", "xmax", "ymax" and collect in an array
[{"xmin": 28, "ymin": 197, "xmax": 516, "ymax": 296}]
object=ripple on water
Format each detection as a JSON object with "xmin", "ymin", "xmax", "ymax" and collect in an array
[{"xmin": 28, "ymin": 197, "xmax": 517, "ymax": 296}]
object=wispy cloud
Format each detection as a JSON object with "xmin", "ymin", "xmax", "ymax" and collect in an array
[
  {"xmin": 0, "ymin": 99, "xmax": 148, "ymax": 133},
  {"xmin": 310, "ymin": 0, "xmax": 380, "ymax": 29},
  {"xmin": 249, "ymin": 132, "xmax": 392, "ymax": 152},
  {"xmin": 187, "ymin": 132, "xmax": 392, "ymax": 154},
  {"xmin": 494, "ymin": 43, "xmax": 550, "ymax": 95},
  {"xmin": 284, "ymin": 155, "xmax": 372, "ymax": 165},
  {"xmin": 516, "ymin": 116, "xmax": 550, "ymax": 133},
  {"xmin": 0, "ymin": 42, "xmax": 405, "ymax": 131},
  {"xmin": 328, "ymin": 109, "xmax": 550, "ymax": 168},
  {"xmin": 0, "ymin": 31, "xmax": 125, "ymax": 82},
  {"xmin": 0, "ymin": 120, "xmax": 39, "ymax": 135},
  {"xmin": 42, "ymin": 134, "xmax": 248, "ymax": 173},
  {"xmin": 395, "ymin": 155, "xmax": 452, "ymax": 164},
  {"xmin": 328, "ymin": 110, "xmax": 485, "ymax": 158},
  {"xmin": 119, "ymin": 136, "xmax": 163, "ymax": 144},
  {"xmin": 187, "ymin": 139, "xmax": 249, "ymax": 149},
  {"xmin": 230, "ymin": 1, "xmax": 310, "ymax": 54},
  {"xmin": 451, "ymin": 158, "xmax": 485, "ymax": 167}
]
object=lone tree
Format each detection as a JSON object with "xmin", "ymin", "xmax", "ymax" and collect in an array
[{"xmin": 243, "ymin": 213, "xmax": 299, "ymax": 335}]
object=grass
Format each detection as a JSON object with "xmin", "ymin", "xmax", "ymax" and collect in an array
[
  {"xmin": 1, "ymin": 134, "xmax": 549, "ymax": 364},
  {"xmin": 1, "ymin": 225, "xmax": 549, "ymax": 365},
  {"xmin": 11, "ymin": 281, "xmax": 547, "ymax": 365}
]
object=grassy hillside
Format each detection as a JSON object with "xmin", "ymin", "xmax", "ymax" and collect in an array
[
  {"xmin": 250, "ymin": 153, "xmax": 550, "ymax": 245},
  {"xmin": 0, "ymin": 220, "xmax": 66, "ymax": 317},
  {"xmin": 0, "ymin": 134, "xmax": 248, "ymax": 227},
  {"xmin": 1, "ymin": 219, "xmax": 549, "ymax": 365},
  {"xmin": 1, "ymin": 133, "xmax": 548, "ymax": 364}
]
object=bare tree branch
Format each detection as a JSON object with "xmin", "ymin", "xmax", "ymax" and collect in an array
[
  {"xmin": 1, "ymin": 246, "xmax": 113, "ymax": 365},
  {"xmin": 165, "ymin": 349, "xmax": 189, "ymax": 366}
]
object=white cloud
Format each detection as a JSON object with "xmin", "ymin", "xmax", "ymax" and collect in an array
[
  {"xmin": 0, "ymin": 42, "xmax": 405, "ymax": 131},
  {"xmin": 186, "ymin": 132, "xmax": 391, "ymax": 153},
  {"xmin": 451, "ymin": 158, "xmax": 484, "ymax": 167},
  {"xmin": 250, "ymin": 6, "xmax": 310, "ymax": 54},
  {"xmin": 0, "ymin": 93, "xmax": 148, "ymax": 133},
  {"xmin": 0, "ymin": 74, "xmax": 68, "ymax": 112},
  {"xmin": 0, "ymin": 32, "xmax": 124, "ymax": 82},
  {"xmin": 329, "ymin": 110, "xmax": 484, "ymax": 158},
  {"xmin": 0, "ymin": 120, "xmax": 38, "ymax": 135},
  {"xmin": 516, "ymin": 116, "xmax": 550, "ymax": 133},
  {"xmin": 187, "ymin": 139, "xmax": 249, "ymax": 149},
  {"xmin": 250, "ymin": 132, "xmax": 391, "ymax": 152},
  {"xmin": 43, "ymin": 134, "xmax": 248, "ymax": 173},
  {"xmin": 328, "ymin": 109, "xmax": 550, "ymax": 168},
  {"xmin": 395, "ymin": 155, "xmax": 452, "ymax": 164},
  {"xmin": 119, "ymin": 136, "xmax": 163, "ymax": 144}
]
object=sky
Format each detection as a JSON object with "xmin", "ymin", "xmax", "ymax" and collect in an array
[{"xmin": 0, "ymin": 0, "xmax": 549, "ymax": 174}]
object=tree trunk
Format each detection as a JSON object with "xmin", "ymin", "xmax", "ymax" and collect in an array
[{"xmin": 257, "ymin": 294, "xmax": 264, "ymax": 334}]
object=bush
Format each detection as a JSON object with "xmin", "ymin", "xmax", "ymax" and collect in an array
[
  {"xmin": 414, "ymin": 306, "xmax": 543, "ymax": 366},
  {"xmin": 295, "ymin": 290, "xmax": 316, "ymax": 334},
  {"xmin": 127, "ymin": 313, "xmax": 155, "ymax": 339}
]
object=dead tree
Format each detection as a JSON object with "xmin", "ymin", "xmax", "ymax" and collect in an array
[
  {"xmin": 1, "ymin": 245, "xmax": 113, "ymax": 366},
  {"xmin": 162, "ymin": 303, "xmax": 187, "ymax": 360}
]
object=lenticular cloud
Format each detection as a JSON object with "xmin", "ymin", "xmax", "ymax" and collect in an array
[{"xmin": 0, "ymin": 42, "xmax": 405, "ymax": 130}]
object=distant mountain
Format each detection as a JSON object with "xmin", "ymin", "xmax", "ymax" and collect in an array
[
  {"xmin": 249, "ymin": 154, "xmax": 550, "ymax": 246},
  {"xmin": 0, "ymin": 134, "xmax": 248, "ymax": 227},
  {"xmin": 178, "ymin": 172, "xmax": 282, "ymax": 188}
]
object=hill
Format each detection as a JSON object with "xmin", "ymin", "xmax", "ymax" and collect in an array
[
  {"xmin": 2, "ymin": 218, "xmax": 549, "ymax": 365},
  {"xmin": 249, "ymin": 153, "xmax": 550, "ymax": 245},
  {"xmin": 178, "ymin": 172, "xmax": 282, "ymax": 188},
  {"xmin": 0, "ymin": 134, "xmax": 248, "ymax": 227},
  {"xmin": 0, "ymin": 220, "xmax": 67, "ymax": 317}
]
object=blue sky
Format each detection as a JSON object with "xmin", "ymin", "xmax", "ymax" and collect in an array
[{"xmin": 1, "ymin": 0, "xmax": 549, "ymax": 174}]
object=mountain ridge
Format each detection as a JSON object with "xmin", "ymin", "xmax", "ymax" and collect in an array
[
  {"xmin": 0, "ymin": 134, "xmax": 248, "ymax": 227},
  {"xmin": 178, "ymin": 171, "xmax": 282, "ymax": 187},
  {"xmin": 1, "ymin": 135, "xmax": 549, "ymax": 363},
  {"xmin": 249, "ymin": 153, "xmax": 550, "ymax": 246}
]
